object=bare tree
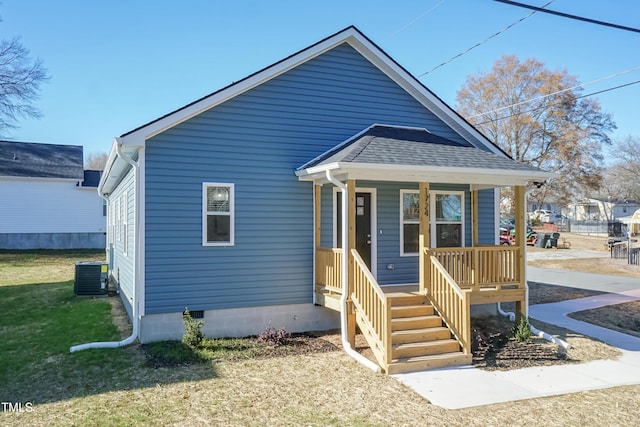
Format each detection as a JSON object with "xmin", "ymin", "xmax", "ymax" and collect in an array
[
  {"xmin": 598, "ymin": 136, "xmax": 640, "ymax": 201},
  {"xmin": 456, "ymin": 55, "xmax": 615, "ymax": 207},
  {"xmin": 0, "ymin": 37, "xmax": 49, "ymax": 135},
  {"xmin": 84, "ymin": 152, "xmax": 109, "ymax": 170}
]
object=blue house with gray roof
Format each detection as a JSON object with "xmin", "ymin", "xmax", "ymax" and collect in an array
[{"xmin": 97, "ymin": 27, "xmax": 549, "ymax": 373}]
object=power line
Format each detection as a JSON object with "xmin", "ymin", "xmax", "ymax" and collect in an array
[
  {"xmin": 469, "ymin": 65, "xmax": 640, "ymax": 118},
  {"xmin": 475, "ymin": 79, "xmax": 640, "ymax": 125},
  {"xmin": 494, "ymin": 0, "xmax": 640, "ymax": 33},
  {"xmin": 389, "ymin": 0, "xmax": 446, "ymax": 39},
  {"xmin": 417, "ymin": 0, "xmax": 555, "ymax": 77}
]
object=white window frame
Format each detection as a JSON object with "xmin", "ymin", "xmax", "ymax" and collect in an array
[
  {"xmin": 400, "ymin": 189, "xmax": 420, "ymax": 256},
  {"xmin": 122, "ymin": 192, "xmax": 128, "ymax": 255},
  {"xmin": 108, "ymin": 201, "xmax": 114, "ymax": 245},
  {"xmin": 116, "ymin": 198, "xmax": 121, "ymax": 242},
  {"xmin": 202, "ymin": 182, "xmax": 235, "ymax": 247},
  {"xmin": 430, "ymin": 190, "xmax": 465, "ymax": 248}
]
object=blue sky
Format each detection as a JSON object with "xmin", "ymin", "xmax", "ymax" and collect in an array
[{"xmin": 2, "ymin": 0, "xmax": 639, "ymax": 160}]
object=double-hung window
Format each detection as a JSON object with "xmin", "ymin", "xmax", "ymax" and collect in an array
[
  {"xmin": 400, "ymin": 190, "xmax": 420, "ymax": 255},
  {"xmin": 400, "ymin": 190, "xmax": 465, "ymax": 252},
  {"xmin": 203, "ymin": 183, "xmax": 234, "ymax": 246},
  {"xmin": 122, "ymin": 192, "xmax": 128, "ymax": 255},
  {"xmin": 431, "ymin": 192, "xmax": 464, "ymax": 248}
]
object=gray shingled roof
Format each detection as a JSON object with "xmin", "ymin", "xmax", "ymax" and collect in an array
[
  {"xmin": 0, "ymin": 140, "xmax": 84, "ymax": 179},
  {"xmin": 82, "ymin": 170, "xmax": 102, "ymax": 187},
  {"xmin": 300, "ymin": 125, "xmax": 540, "ymax": 173}
]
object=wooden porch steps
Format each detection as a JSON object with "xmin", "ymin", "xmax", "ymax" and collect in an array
[{"xmin": 386, "ymin": 292, "xmax": 471, "ymax": 374}]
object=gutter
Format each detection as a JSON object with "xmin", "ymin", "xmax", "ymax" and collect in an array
[
  {"xmin": 70, "ymin": 139, "xmax": 140, "ymax": 352},
  {"xmin": 325, "ymin": 170, "xmax": 381, "ymax": 373}
]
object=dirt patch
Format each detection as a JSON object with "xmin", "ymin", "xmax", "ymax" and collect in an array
[
  {"xmin": 526, "ymin": 232, "xmax": 640, "ymax": 278},
  {"xmin": 143, "ymin": 333, "xmax": 339, "ymax": 368},
  {"xmin": 106, "ymin": 295, "xmax": 132, "ymax": 338},
  {"xmin": 569, "ymin": 300, "xmax": 640, "ymax": 339},
  {"xmin": 528, "ymin": 257, "xmax": 640, "ymax": 278}
]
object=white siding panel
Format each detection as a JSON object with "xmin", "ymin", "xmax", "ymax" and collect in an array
[{"xmin": 0, "ymin": 178, "xmax": 106, "ymax": 233}]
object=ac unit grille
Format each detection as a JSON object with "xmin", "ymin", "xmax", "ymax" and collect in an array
[{"xmin": 74, "ymin": 262, "xmax": 108, "ymax": 296}]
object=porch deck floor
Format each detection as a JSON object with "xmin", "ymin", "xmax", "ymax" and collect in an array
[{"xmin": 381, "ymin": 284, "xmax": 419, "ymax": 296}]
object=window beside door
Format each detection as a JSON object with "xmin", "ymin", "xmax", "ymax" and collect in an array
[
  {"xmin": 400, "ymin": 190, "xmax": 420, "ymax": 255},
  {"xmin": 400, "ymin": 190, "xmax": 465, "ymax": 253},
  {"xmin": 432, "ymin": 192, "xmax": 464, "ymax": 248}
]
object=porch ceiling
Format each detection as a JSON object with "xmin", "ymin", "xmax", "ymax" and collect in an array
[{"xmin": 296, "ymin": 125, "xmax": 552, "ymax": 188}]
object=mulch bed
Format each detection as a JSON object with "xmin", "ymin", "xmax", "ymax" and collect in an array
[{"xmin": 471, "ymin": 315, "xmax": 570, "ymax": 370}]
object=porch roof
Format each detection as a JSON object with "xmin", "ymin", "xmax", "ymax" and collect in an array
[{"xmin": 296, "ymin": 125, "xmax": 552, "ymax": 188}]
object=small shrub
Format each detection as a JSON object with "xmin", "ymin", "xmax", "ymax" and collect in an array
[
  {"xmin": 257, "ymin": 322, "xmax": 289, "ymax": 346},
  {"xmin": 182, "ymin": 308, "xmax": 204, "ymax": 348},
  {"xmin": 511, "ymin": 316, "xmax": 532, "ymax": 342}
]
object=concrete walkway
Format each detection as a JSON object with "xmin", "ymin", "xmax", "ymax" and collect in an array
[
  {"xmin": 528, "ymin": 266, "xmax": 640, "ymax": 293},
  {"xmin": 393, "ymin": 269, "xmax": 640, "ymax": 409}
]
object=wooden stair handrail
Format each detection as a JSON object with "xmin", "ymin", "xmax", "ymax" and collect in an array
[
  {"xmin": 426, "ymin": 253, "xmax": 471, "ymax": 354},
  {"xmin": 350, "ymin": 249, "xmax": 391, "ymax": 370}
]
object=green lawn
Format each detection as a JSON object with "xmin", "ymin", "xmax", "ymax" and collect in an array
[{"xmin": 1, "ymin": 251, "xmax": 132, "ymax": 403}]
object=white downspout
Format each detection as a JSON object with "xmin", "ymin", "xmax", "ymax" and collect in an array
[
  {"xmin": 495, "ymin": 185, "xmax": 569, "ymax": 350},
  {"xmin": 497, "ymin": 303, "xmax": 570, "ymax": 349},
  {"xmin": 70, "ymin": 140, "xmax": 140, "ymax": 352},
  {"xmin": 325, "ymin": 170, "xmax": 381, "ymax": 373}
]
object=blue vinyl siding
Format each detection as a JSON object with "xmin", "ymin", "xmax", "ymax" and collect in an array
[
  {"xmin": 477, "ymin": 189, "xmax": 497, "ymax": 245},
  {"xmin": 143, "ymin": 43, "xmax": 490, "ymax": 314}
]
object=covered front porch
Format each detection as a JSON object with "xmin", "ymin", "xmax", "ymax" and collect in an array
[
  {"xmin": 296, "ymin": 125, "xmax": 550, "ymax": 373},
  {"xmin": 312, "ymin": 182, "xmax": 528, "ymax": 373}
]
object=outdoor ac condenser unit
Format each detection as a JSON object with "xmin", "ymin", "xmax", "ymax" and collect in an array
[{"xmin": 74, "ymin": 261, "xmax": 108, "ymax": 296}]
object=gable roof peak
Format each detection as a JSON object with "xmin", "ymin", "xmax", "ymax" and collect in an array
[{"xmin": 116, "ymin": 27, "xmax": 503, "ymax": 157}]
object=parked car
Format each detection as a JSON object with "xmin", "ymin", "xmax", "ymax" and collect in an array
[
  {"xmin": 529, "ymin": 209, "xmax": 553, "ymax": 220},
  {"xmin": 542, "ymin": 213, "xmax": 569, "ymax": 224},
  {"xmin": 500, "ymin": 235, "xmax": 512, "ymax": 246}
]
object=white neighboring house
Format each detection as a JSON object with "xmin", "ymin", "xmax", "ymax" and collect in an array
[
  {"xmin": 568, "ymin": 198, "xmax": 640, "ymax": 222},
  {"xmin": 0, "ymin": 140, "xmax": 106, "ymax": 249}
]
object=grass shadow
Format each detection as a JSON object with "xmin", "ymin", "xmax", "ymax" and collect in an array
[{"xmin": 0, "ymin": 279, "xmax": 218, "ymax": 406}]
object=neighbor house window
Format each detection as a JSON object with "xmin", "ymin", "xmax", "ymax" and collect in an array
[
  {"xmin": 203, "ymin": 183, "xmax": 234, "ymax": 246},
  {"xmin": 431, "ymin": 192, "xmax": 464, "ymax": 248},
  {"xmin": 400, "ymin": 190, "xmax": 420, "ymax": 255}
]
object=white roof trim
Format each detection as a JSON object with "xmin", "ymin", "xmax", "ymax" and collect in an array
[
  {"xmin": 296, "ymin": 162, "xmax": 552, "ymax": 188},
  {"xmin": 118, "ymin": 26, "xmax": 503, "ymax": 156}
]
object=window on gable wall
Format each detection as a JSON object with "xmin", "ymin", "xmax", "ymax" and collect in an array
[
  {"xmin": 115, "ymin": 198, "xmax": 120, "ymax": 242},
  {"xmin": 108, "ymin": 202, "xmax": 114, "ymax": 245},
  {"xmin": 122, "ymin": 192, "xmax": 128, "ymax": 255},
  {"xmin": 203, "ymin": 183, "xmax": 234, "ymax": 246}
]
